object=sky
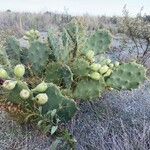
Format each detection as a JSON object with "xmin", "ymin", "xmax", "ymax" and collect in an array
[{"xmin": 0, "ymin": 0, "xmax": 149, "ymax": 16}]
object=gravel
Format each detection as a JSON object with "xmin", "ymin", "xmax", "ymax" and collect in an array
[{"xmin": 0, "ymin": 111, "xmax": 53, "ymax": 150}]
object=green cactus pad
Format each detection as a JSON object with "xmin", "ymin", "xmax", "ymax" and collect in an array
[
  {"xmin": 62, "ymin": 19, "xmax": 86, "ymax": 61},
  {"xmin": 41, "ymin": 83, "xmax": 77, "ymax": 122},
  {"xmin": 61, "ymin": 89, "xmax": 73, "ymax": 98},
  {"xmin": 20, "ymin": 47, "xmax": 29, "ymax": 65},
  {"xmin": 87, "ymin": 29, "xmax": 112, "ymax": 54},
  {"xmin": 106, "ymin": 62, "xmax": 147, "ymax": 90},
  {"xmin": 59, "ymin": 65, "xmax": 73, "ymax": 89},
  {"xmin": 45, "ymin": 62, "xmax": 62, "ymax": 85},
  {"xmin": 5, "ymin": 37, "xmax": 21, "ymax": 66},
  {"xmin": 58, "ymin": 97, "xmax": 78, "ymax": 122},
  {"xmin": 45, "ymin": 63, "xmax": 73, "ymax": 88},
  {"xmin": 28, "ymin": 41, "xmax": 49, "ymax": 75},
  {"xmin": 47, "ymin": 29, "xmax": 60, "ymax": 61},
  {"xmin": 71, "ymin": 58, "xmax": 90, "ymax": 77},
  {"xmin": 0, "ymin": 50, "xmax": 7, "ymax": 66},
  {"xmin": 73, "ymin": 78, "xmax": 105, "ymax": 100},
  {"xmin": 7, "ymin": 81, "xmax": 32, "ymax": 105}
]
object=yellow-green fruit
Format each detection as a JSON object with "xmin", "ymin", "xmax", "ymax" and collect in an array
[
  {"xmin": 86, "ymin": 50, "xmax": 94, "ymax": 60},
  {"xmin": 103, "ymin": 69, "xmax": 112, "ymax": 77},
  {"xmin": 105, "ymin": 59, "xmax": 111, "ymax": 65},
  {"xmin": 35, "ymin": 30, "xmax": 40, "ymax": 35},
  {"xmin": 20, "ymin": 89, "xmax": 30, "ymax": 100},
  {"xmin": 36, "ymin": 93, "xmax": 48, "ymax": 105},
  {"xmin": 0, "ymin": 68, "xmax": 8, "ymax": 79},
  {"xmin": 114, "ymin": 61, "xmax": 120, "ymax": 67},
  {"xmin": 109, "ymin": 63, "xmax": 114, "ymax": 68},
  {"xmin": 2, "ymin": 80, "xmax": 17, "ymax": 90},
  {"xmin": 90, "ymin": 63, "xmax": 101, "ymax": 71},
  {"xmin": 89, "ymin": 57, "xmax": 95, "ymax": 63},
  {"xmin": 90, "ymin": 72, "xmax": 101, "ymax": 80},
  {"xmin": 109, "ymin": 87, "xmax": 114, "ymax": 91},
  {"xmin": 23, "ymin": 35, "xmax": 29, "ymax": 40},
  {"xmin": 32, "ymin": 81, "xmax": 48, "ymax": 92},
  {"xmin": 99, "ymin": 65, "xmax": 109, "ymax": 74},
  {"xmin": 25, "ymin": 31, "xmax": 30, "ymax": 36},
  {"xmin": 29, "ymin": 29, "xmax": 34, "ymax": 34},
  {"xmin": 14, "ymin": 64, "xmax": 25, "ymax": 78}
]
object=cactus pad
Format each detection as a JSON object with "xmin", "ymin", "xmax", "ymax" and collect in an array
[
  {"xmin": 7, "ymin": 81, "xmax": 32, "ymax": 105},
  {"xmin": 59, "ymin": 65, "xmax": 73, "ymax": 89},
  {"xmin": 73, "ymin": 78, "xmax": 105, "ymax": 100},
  {"xmin": 41, "ymin": 83, "xmax": 77, "ymax": 122},
  {"xmin": 45, "ymin": 63, "xmax": 73, "ymax": 88},
  {"xmin": 45, "ymin": 62, "xmax": 62, "ymax": 85},
  {"xmin": 5, "ymin": 37, "xmax": 21, "ymax": 66},
  {"xmin": 62, "ymin": 19, "xmax": 86, "ymax": 61},
  {"xmin": 71, "ymin": 58, "xmax": 90, "ymax": 77},
  {"xmin": 106, "ymin": 62, "xmax": 147, "ymax": 90},
  {"xmin": 28, "ymin": 41, "xmax": 49, "ymax": 75},
  {"xmin": 87, "ymin": 29, "xmax": 112, "ymax": 54}
]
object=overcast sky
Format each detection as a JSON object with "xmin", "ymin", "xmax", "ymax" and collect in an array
[{"xmin": 0, "ymin": 0, "xmax": 149, "ymax": 16}]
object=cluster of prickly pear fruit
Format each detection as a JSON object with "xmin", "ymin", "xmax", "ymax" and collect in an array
[
  {"xmin": 23, "ymin": 29, "xmax": 40, "ymax": 42},
  {"xmin": 0, "ymin": 19, "xmax": 148, "ymax": 134},
  {"xmin": 88, "ymin": 57, "xmax": 119, "ymax": 80}
]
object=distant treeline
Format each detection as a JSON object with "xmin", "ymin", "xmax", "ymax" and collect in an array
[
  {"xmin": 0, "ymin": 10, "xmax": 123, "ymax": 33},
  {"xmin": 0, "ymin": 10, "xmax": 149, "ymax": 42}
]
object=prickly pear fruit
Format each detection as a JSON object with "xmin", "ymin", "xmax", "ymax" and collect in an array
[
  {"xmin": 86, "ymin": 50, "xmax": 94, "ymax": 60},
  {"xmin": 108, "ymin": 63, "xmax": 114, "ymax": 68},
  {"xmin": 90, "ymin": 63, "xmax": 101, "ymax": 71},
  {"xmin": 30, "ymin": 29, "xmax": 34, "ymax": 34},
  {"xmin": 2, "ymin": 80, "xmax": 17, "ymax": 90},
  {"xmin": 103, "ymin": 69, "xmax": 112, "ymax": 77},
  {"xmin": 90, "ymin": 72, "xmax": 101, "ymax": 80},
  {"xmin": 25, "ymin": 31, "xmax": 30, "ymax": 36},
  {"xmin": 99, "ymin": 65, "xmax": 109, "ymax": 74},
  {"xmin": 89, "ymin": 57, "xmax": 95, "ymax": 63},
  {"xmin": 0, "ymin": 68, "xmax": 8, "ymax": 79},
  {"xmin": 35, "ymin": 93, "xmax": 48, "ymax": 105},
  {"xmin": 105, "ymin": 59, "xmax": 111, "ymax": 65},
  {"xmin": 114, "ymin": 61, "xmax": 120, "ymax": 67},
  {"xmin": 35, "ymin": 30, "xmax": 40, "ymax": 35},
  {"xmin": 20, "ymin": 89, "xmax": 30, "ymax": 100},
  {"xmin": 32, "ymin": 81, "xmax": 48, "ymax": 92},
  {"xmin": 14, "ymin": 64, "xmax": 25, "ymax": 78},
  {"xmin": 23, "ymin": 36, "xmax": 29, "ymax": 40}
]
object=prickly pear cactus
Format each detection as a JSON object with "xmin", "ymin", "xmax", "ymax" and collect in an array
[
  {"xmin": 1, "ymin": 65, "xmax": 78, "ymax": 124},
  {"xmin": 0, "ymin": 18, "xmax": 148, "ymax": 138}
]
